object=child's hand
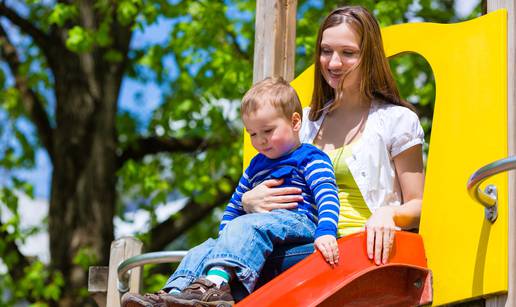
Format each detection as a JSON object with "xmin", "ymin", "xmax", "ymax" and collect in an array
[{"xmin": 314, "ymin": 235, "xmax": 339, "ymax": 266}]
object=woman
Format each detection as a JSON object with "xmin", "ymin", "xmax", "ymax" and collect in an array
[
  {"xmin": 123, "ymin": 5, "xmax": 425, "ymax": 306},
  {"xmin": 245, "ymin": 5, "xmax": 424, "ymax": 271}
]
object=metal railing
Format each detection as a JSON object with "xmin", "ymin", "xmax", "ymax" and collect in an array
[
  {"xmin": 467, "ymin": 156, "xmax": 516, "ymax": 222},
  {"xmin": 117, "ymin": 251, "xmax": 188, "ymax": 293}
]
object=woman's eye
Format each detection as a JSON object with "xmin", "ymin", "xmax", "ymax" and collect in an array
[
  {"xmin": 264, "ymin": 129, "xmax": 273, "ymax": 134},
  {"xmin": 321, "ymin": 48, "xmax": 332, "ymax": 55},
  {"xmin": 342, "ymin": 50, "xmax": 357, "ymax": 56},
  {"xmin": 250, "ymin": 133, "xmax": 256, "ymax": 137}
]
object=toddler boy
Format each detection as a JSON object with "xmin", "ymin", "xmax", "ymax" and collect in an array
[{"xmin": 122, "ymin": 77, "xmax": 340, "ymax": 307}]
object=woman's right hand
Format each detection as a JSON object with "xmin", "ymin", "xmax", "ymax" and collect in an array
[{"xmin": 241, "ymin": 178, "xmax": 303, "ymax": 213}]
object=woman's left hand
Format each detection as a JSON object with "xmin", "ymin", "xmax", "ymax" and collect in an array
[{"xmin": 365, "ymin": 206, "xmax": 399, "ymax": 265}]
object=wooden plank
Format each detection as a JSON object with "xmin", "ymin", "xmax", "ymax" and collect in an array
[
  {"xmin": 253, "ymin": 0, "xmax": 297, "ymax": 83},
  {"xmin": 487, "ymin": 1, "xmax": 515, "ymax": 306},
  {"xmin": 88, "ymin": 266, "xmax": 108, "ymax": 307},
  {"xmin": 283, "ymin": 0, "xmax": 297, "ymax": 81},
  {"xmin": 486, "ymin": 294, "xmax": 508, "ymax": 307},
  {"xmin": 106, "ymin": 237, "xmax": 143, "ymax": 307}
]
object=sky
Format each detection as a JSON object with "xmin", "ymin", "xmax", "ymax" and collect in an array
[{"xmin": 2, "ymin": 0, "xmax": 481, "ymax": 263}]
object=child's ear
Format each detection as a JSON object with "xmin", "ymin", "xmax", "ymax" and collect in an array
[{"xmin": 291, "ymin": 112, "xmax": 302, "ymax": 131}]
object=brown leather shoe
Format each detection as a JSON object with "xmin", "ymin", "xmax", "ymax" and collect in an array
[
  {"xmin": 121, "ymin": 291, "xmax": 192, "ymax": 307},
  {"xmin": 168, "ymin": 278, "xmax": 234, "ymax": 306}
]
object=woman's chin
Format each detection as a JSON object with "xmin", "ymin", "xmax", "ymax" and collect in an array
[{"xmin": 328, "ymin": 79, "xmax": 342, "ymax": 89}]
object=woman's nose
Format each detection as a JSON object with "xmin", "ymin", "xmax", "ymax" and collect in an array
[{"xmin": 329, "ymin": 52, "xmax": 342, "ymax": 68}]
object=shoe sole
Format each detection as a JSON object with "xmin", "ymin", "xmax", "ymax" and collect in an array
[
  {"xmin": 121, "ymin": 295, "xmax": 168, "ymax": 307},
  {"xmin": 163, "ymin": 297, "xmax": 234, "ymax": 307},
  {"xmin": 191, "ymin": 300, "xmax": 235, "ymax": 307},
  {"xmin": 159, "ymin": 297, "xmax": 199, "ymax": 306},
  {"xmin": 121, "ymin": 299, "xmax": 156, "ymax": 307},
  {"xmin": 123, "ymin": 303, "xmax": 152, "ymax": 307}
]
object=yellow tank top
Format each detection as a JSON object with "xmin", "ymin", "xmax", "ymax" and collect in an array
[{"xmin": 326, "ymin": 144, "xmax": 371, "ymax": 237}]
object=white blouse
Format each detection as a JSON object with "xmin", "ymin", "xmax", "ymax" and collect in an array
[{"xmin": 299, "ymin": 100, "xmax": 424, "ymax": 213}]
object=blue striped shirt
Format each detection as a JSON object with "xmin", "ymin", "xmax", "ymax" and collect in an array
[{"xmin": 220, "ymin": 143, "xmax": 340, "ymax": 239}]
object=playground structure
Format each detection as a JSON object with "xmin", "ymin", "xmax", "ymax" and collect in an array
[{"xmin": 88, "ymin": 0, "xmax": 516, "ymax": 306}]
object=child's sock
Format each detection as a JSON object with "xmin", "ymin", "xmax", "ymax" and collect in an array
[
  {"xmin": 205, "ymin": 266, "xmax": 231, "ymax": 287},
  {"xmin": 168, "ymin": 288, "xmax": 181, "ymax": 295}
]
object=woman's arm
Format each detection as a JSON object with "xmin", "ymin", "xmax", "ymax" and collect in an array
[
  {"xmin": 366, "ymin": 145, "xmax": 424, "ymax": 265},
  {"xmin": 392, "ymin": 144, "xmax": 424, "ymax": 228},
  {"xmin": 241, "ymin": 178, "xmax": 303, "ymax": 213}
]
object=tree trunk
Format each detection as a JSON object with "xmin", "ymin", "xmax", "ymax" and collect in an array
[{"xmin": 48, "ymin": 50, "xmax": 121, "ymax": 306}]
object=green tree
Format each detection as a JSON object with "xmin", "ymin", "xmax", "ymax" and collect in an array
[{"xmin": 0, "ymin": 0, "xmax": 481, "ymax": 305}]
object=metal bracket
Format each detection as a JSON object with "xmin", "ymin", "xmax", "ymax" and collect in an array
[{"xmin": 483, "ymin": 184, "xmax": 498, "ymax": 223}]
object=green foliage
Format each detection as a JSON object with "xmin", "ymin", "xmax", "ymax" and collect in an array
[
  {"xmin": 104, "ymin": 49, "xmax": 124, "ymax": 63},
  {"xmin": 96, "ymin": 22, "xmax": 113, "ymax": 47},
  {"xmin": 48, "ymin": 3, "xmax": 78, "ymax": 26},
  {"xmin": 73, "ymin": 247, "xmax": 99, "ymax": 270},
  {"xmin": 66, "ymin": 26, "xmax": 95, "ymax": 53},
  {"xmin": 117, "ymin": 0, "xmax": 142, "ymax": 26},
  {"xmin": 389, "ymin": 53, "xmax": 435, "ymax": 145},
  {"xmin": 17, "ymin": 262, "xmax": 64, "ymax": 304},
  {"xmin": 142, "ymin": 264, "xmax": 170, "ymax": 293},
  {"xmin": 0, "ymin": 258, "xmax": 64, "ymax": 305}
]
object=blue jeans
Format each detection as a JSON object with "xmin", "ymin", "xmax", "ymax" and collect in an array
[
  {"xmin": 255, "ymin": 241, "xmax": 314, "ymax": 289},
  {"xmin": 163, "ymin": 209, "xmax": 316, "ymax": 297}
]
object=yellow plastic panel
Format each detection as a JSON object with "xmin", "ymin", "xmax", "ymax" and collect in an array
[
  {"xmin": 383, "ymin": 10, "xmax": 508, "ymax": 305},
  {"xmin": 243, "ymin": 10, "xmax": 508, "ymax": 305}
]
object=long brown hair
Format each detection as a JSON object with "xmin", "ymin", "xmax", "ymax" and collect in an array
[{"xmin": 310, "ymin": 6, "xmax": 415, "ymax": 121}]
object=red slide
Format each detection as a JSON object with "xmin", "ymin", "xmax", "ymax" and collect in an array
[{"xmin": 237, "ymin": 231, "xmax": 432, "ymax": 307}]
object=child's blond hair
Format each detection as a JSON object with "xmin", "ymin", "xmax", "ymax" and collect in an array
[{"xmin": 241, "ymin": 77, "xmax": 303, "ymax": 120}]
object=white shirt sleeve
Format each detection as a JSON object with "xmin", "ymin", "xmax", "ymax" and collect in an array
[{"xmin": 389, "ymin": 107, "xmax": 425, "ymax": 157}]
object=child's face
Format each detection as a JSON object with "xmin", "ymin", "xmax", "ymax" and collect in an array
[{"xmin": 243, "ymin": 103, "xmax": 301, "ymax": 159}]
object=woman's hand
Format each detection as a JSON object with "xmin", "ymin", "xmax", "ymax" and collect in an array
[
  {"xmin": 365, "ymin": 206, "xmax": 400, "ymax": 265},
  {"xmin": 315, "ymin": 235, "xmax": 339, "ymax": 266},
  {"xmin": 241, "ymin": 179, "xmax": 303, "ymax": 213}
]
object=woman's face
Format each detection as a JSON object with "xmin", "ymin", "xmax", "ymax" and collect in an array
[{"xmin": 319, "ymin": 23, "xmax": 361, "ymax": 91}]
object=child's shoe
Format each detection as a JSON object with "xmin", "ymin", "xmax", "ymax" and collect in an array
[
  {"xmin": 121, "ymin": 290, "xmax": 187, "ymax": 307},
  {"xmin": 167, "ymin": 277, "xmax": 234, "ymax": 306}
]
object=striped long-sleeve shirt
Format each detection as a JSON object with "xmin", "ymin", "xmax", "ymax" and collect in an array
[{"xmin": 219, "ymin": 143, "xmax": 340, "ymax": 239}]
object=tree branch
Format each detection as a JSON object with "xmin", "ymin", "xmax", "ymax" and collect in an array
[
  {"xmin": 147, "ymin": 176, "xmax": 237, "ymax": 251},
  {"xmin": 0, "ymin": 3, "xmax": 53, "ymax": 51},
  {"xmin": 0, "ymin": 222, "xmax": 32, "ymax": 284},
  {"xmin": 117, "ymin": 135, "xmax": 231, "ymax": 167},
  {"xmin": 0, "ymin": 24, "xmax": 55, "ymax": 162}
]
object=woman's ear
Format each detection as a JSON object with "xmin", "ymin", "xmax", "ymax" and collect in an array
[{"xmin": 292, "ymin": 112, "xmax": 302, "ymax": 131}]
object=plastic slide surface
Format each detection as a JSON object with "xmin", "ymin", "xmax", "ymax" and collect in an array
[{"xmin": 237, "ymin": 231, "xmax": 431, "ymax": 307}]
